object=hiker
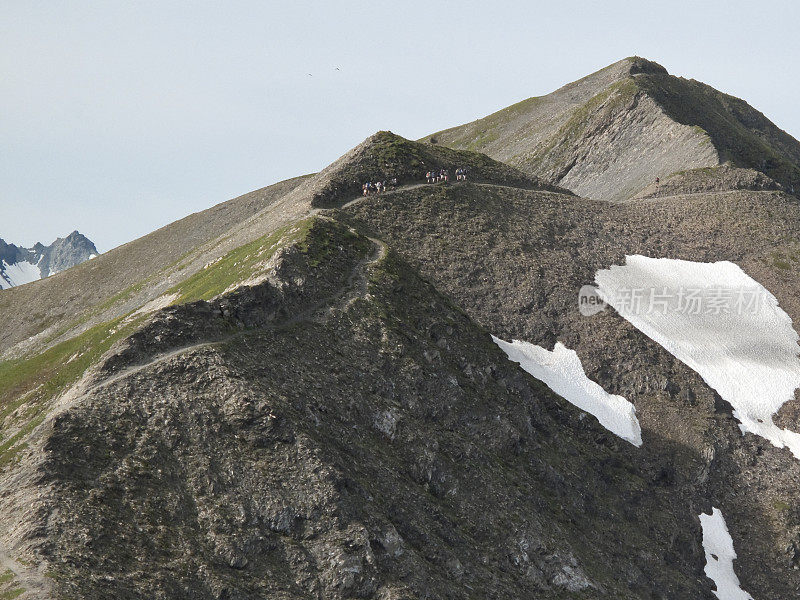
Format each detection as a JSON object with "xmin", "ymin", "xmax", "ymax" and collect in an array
[
  {"xmin": 363, "ymin": 182, "xmax": 369, "ymax": 196},
  {"xmin": 462, "ymin": 167, "xmax": 468, "ymax": 181},
  {"xmin": 425, "ymin": 171, "xmax": 432, "ymax": 183},
  {"xmin": 456, "ymin": 168, "xmax": 463, "ymax": 181},
  {"xmin": 655, "ymin": 177, "xmax": 660, "ymax": 185},
  {"xmin": 376, "ymin": 181, "xmax": 382, "ymax": 194}
]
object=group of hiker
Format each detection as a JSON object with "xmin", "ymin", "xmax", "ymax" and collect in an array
[
  {"xmin": 361, "ymin": 166, "xmax": 471, "ymax": 197},
  {"xmin": 362, "ymin": 177, "xmax": 398, "ymax": 196},
  {"xmin": 425, "ymin": 167, "xmax": 468, "ymax": 183}
]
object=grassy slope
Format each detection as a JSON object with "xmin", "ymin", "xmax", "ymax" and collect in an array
[
  {"xmin": 523, "ymin": 77, "xmax": 640, "ymax": 175},
  {"xmin": 0, "ymin": 174, "xmax": 312, "ymax": 358},
  {"xmin": 423, "ymin": 58, "xmax": 643, "ymax": 152},
  {"xmin": 0, "ymin": 216, "xmax": 322, "ymax": 472}
]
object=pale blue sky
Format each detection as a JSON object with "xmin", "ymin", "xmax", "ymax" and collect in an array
[{"xmin": 3, "ymin": 0, "xmax": 799, "ymax": 251}]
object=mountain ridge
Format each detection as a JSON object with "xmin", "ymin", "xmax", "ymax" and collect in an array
[
  {"xmin": 3, "ymin": 57, "xmax": 800, "ymax": 598},
  {"xmin": 426, "ymin": 56, "xmax": 800, "ymax": 201}
]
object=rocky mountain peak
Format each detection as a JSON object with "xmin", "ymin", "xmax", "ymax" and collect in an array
[
  {"xmin": 307, "ymin": 130, "xmax": 564, "ymax": 208},
  {"xmin": 0, "ymin": 231, "xmax": 98, "ymax": 289},
  {"xmin": 625, "ymin": 56, "xmax": 668, "ymax": 76},
  {"xmin": 428, "ymin": 56, "xmax": 800, "ymax": 201}
]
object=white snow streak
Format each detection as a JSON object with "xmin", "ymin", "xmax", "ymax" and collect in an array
[
  {"xmin": 700, "ymin": 508, "xmax": 754, "ymax": 600},
  {"xmin": 595, "ymin": 256, "xmax": 800, "ymax": 459},
  {"xmin": 0, "ymin": 260, "xmax": 42, "ymax": 289},
  {"xmin": 492, "ymin": 337, "xmax": 642, "ymax": 446}
]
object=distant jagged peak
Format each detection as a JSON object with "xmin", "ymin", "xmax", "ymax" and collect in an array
[
  {"xmin": 49, "ymin": 230, "xmax": 96, "ymax": 251},
  {"xmin": 0, "ymin": 230, "xmax": 98, "ymax": 289}
]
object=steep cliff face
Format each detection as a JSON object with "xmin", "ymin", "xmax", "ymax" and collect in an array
[{"xmin": 428, "ymin": 57, "xmax": 800, "ymax": 200}]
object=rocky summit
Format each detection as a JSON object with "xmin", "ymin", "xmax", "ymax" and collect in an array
[
  {"xmin": 428, "ymin": 57, "xmax": 800, "ymax": 202},
  {"xmin": 2, "ymin": 59, "xmax": 800, "ymax": 599},
  {"xmin": 0, "ymin": 231, "xmax": 98, "ymax": 290}
]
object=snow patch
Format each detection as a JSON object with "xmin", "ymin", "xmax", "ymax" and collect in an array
[
  {"xmin": 700, "ymin": 508, "xmax": 754, "ymax": 600},
  {"xmin": 492, "ymin": 337, "xmax": 642, "ymax": 446},
  {"xmin": 0, "ymin": 260, "xmax": 42, "ymax": 289},
  {"xmin": 595, "ymin": 256, "xmax": 800, "ymax": 459}
]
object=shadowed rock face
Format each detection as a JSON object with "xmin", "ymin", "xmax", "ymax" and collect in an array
[{"xmin": 428, "ymin": 57, "xmax": 800, "ymax": 201}]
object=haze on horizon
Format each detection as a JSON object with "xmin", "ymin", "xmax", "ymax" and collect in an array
[{"xmin": 2, "ymin": 0, "xmax": 799, "ymax": 252}]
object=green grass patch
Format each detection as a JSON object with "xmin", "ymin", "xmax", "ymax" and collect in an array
[
  {"xmin": 774, "ymin": 259, "xmax": 792, "ymax": 270},
  {"xmin": 296, "ymin": 218, "xmax": 370, "ymax": 268},
  {"xmin": 770, "ymin": 250, "xmax": 794, "ymax": 271},
  {"xmin": 0, "ymin": 313, "xmax": 148, "ymax": 469},
  {"xmin": 167, "ymin": 218, "xmax": 316, "ymax": 304},
  {"xmin": 0, "ymin": 315, "xmax": 136, "ymax": 409},
  {"xmin": 773, "ymin": 499, "xmax": 791, "ymax": 513},
  {"xmin": 0, "ymin": 571, "xmax": 23, "ymax": 600}
]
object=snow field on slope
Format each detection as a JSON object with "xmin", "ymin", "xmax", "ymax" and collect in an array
[
  {"xmin": 0, "ymin": 260, "xmax": 42, "ymax": 289},
  {"xmin": 492, "ymin": 337, "xmax": 642, "ymax": 446},
  {"xmin": 700, "ymin": 508, "xmax": 754, "ymax": 600},
  {"xmin": 595, "ymin": 256, "xmax": 800, "ymax": 459}
]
